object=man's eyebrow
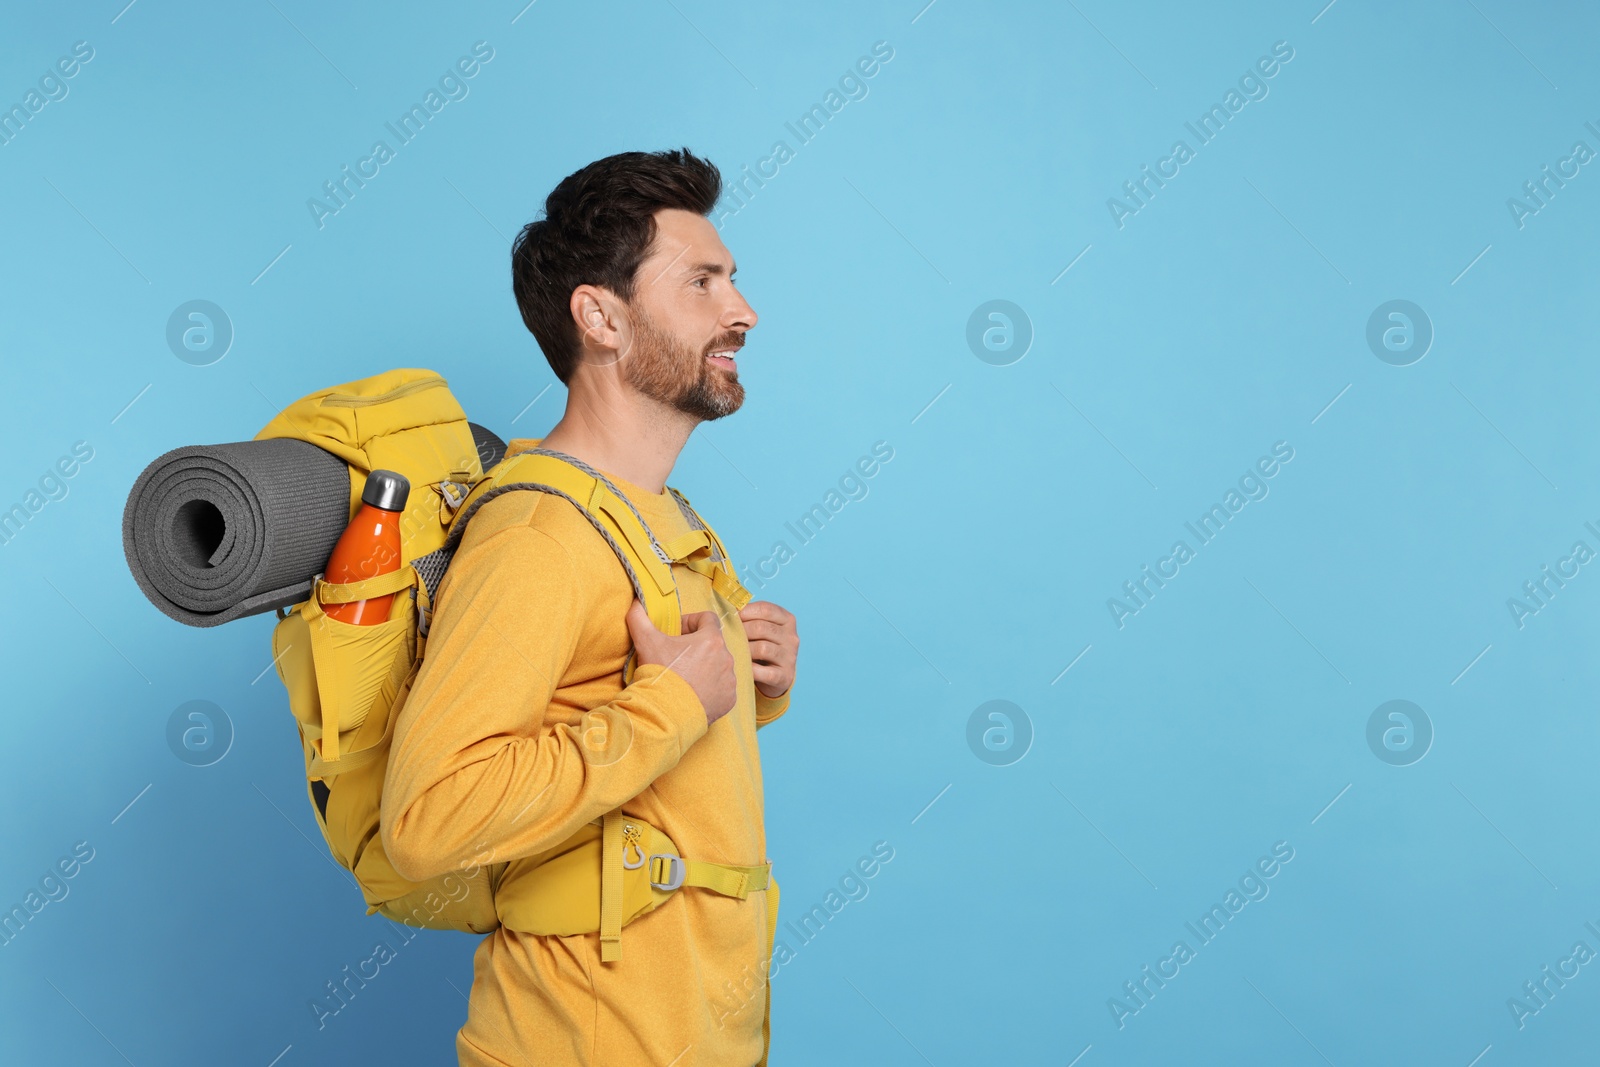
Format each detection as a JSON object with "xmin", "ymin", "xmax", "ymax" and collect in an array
[{"xmin": 686, "ymin": 260, "xmax": 736, "ymax": 276}]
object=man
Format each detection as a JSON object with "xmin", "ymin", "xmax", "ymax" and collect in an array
[{"xmin": 382, "ymin": 148, "xmax": 799, "ymax": 1065}]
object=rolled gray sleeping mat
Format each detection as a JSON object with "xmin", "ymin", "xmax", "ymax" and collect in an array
[{"xmin": 123, "ymin": 422, "xmax": 507, "ymax": 628}]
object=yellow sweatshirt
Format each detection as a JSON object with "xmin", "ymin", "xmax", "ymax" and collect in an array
[{"xmin": 382, "ymin": 438, "xmax": 789, "ymax": 1066}]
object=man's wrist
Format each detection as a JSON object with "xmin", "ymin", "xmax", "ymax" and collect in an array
[{"xmin": 631, "ymin": 661, "xmax": 712, "ymax": 745}]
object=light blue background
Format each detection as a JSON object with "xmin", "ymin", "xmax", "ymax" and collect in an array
[{"xmin": 2, "ymin": 0, "xmax": 1597, "ymax": 1063}]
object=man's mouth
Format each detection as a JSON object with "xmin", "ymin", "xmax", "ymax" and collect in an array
[{"xmin": 706, "ymin": 348, "xmax": 739, "ymax": 371}]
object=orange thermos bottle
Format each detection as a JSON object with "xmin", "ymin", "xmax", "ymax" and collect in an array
[{"xmin": 323, "ymin": 469, "xmax": 410, "ymax": 625}]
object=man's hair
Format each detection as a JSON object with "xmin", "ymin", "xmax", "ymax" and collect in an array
[{"xmin": 511, "ymin": 148, "xmax": 723, "ymax": 384}]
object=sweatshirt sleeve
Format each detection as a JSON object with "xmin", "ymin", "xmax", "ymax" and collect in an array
[
  {"xmin": 754, "ymin": 683, "xmax": 791, "ymax": 729},
  {"xmin": 381, "ymin": 519, "xmax": 709, "ymax": 883}
]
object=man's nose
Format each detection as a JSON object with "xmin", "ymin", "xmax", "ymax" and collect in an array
[{"xmin": 727, "ymin": 292, "xmax": 757, "ymax": 332}]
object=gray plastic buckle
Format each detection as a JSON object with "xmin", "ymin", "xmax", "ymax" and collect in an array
[{"xmin": 648, "ymin": 853, "xmax": 686, "ymax": 891}]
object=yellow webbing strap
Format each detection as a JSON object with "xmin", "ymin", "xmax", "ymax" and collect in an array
[
  {"xmin": 655, "ymin": 856, "xmax": 771, "ymax": 899},
  {"xmin": 303, "ymin": 599, "xmax": 344, "ymax": 764},
  {"xmin": 659, "ymin": 529, "xmax": 713, "ymax": 562},
  {"xmin": 664, "ymin": 492, "xmax": 754, "ymax": 611},
  {"xmin": 314, "ymin": 566, "xmax": 416, "ymax": 604},
  {"xmin": 308, "ymin": 706, "xmax": 396, "ymax": 779},
  {"xmin": 710, "ymin": 564, "xmax": 753, "ymax": 611},
  {"xmin": 662, "ymin": 531, "xmax": 752, "ymax": 612},
  {"xmin": 600, "ymin": 811, "xmax": 625, "ymax": 962},
  {"xmin": 586, "ymin": 481, "xmax": 677, "ymax": 605},
  {"xmin": 676, "ymin": 553, "xmax": 751, "ymax": 611}
]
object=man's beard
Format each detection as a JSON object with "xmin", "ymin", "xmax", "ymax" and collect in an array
[{"xmin": 622, "ymin": 304, "xmax": 745, "ymax": 422}]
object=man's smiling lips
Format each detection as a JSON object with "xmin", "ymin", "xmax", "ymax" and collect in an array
[{"xmin": 706, "ymin": 347, "xmax": 739, "ymax": 370}]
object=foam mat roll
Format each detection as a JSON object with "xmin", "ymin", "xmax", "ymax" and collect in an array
[{"xmin": 122, "ymin": 423, "xmax": 506, "ymax": 628}]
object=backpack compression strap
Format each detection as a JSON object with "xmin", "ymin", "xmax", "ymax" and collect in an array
[{"xmin": 596, "ymin": 808, "xmax": 772, "ymax": 963}]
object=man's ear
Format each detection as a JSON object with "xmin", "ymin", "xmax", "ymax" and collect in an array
[{"xmin": 570, "ymin": 284, "xmax": 631, "ymax": 370}]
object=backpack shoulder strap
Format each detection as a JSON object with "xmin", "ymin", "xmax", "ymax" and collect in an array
[{"xmin": 421, "ymin": 450, "xmax": 686, "ymax": 676}]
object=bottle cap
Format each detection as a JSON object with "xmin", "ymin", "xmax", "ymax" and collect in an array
[{"xmin": 361, "ymin": 469, "xmax": 410, "ymax": 512}]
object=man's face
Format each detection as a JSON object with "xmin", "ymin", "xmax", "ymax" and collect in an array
[{"xmin": 617, "ymin": 208, "xmax": 757, "ymax": 422}]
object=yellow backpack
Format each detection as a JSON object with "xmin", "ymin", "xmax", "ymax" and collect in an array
[{"xmin": 257, "ymin": 368, "xmax": 779, "ymax": 1057}]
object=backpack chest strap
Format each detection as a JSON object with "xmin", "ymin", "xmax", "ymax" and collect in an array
[
  {"xmin": 659, "ymin": 529, "xmax": 712, "ymax": 561},
  {"xmin": 663, "ymin": 491, "xmax": 755, "ymax": 611}
]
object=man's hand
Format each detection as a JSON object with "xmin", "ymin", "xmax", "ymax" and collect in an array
[
  {"xmin": 738, "ymin": 600, "xmax": 798, "ymax": 700},
  {"xmin": 625, "ymin": 600, "xmax": 737, "ymax": 724}
]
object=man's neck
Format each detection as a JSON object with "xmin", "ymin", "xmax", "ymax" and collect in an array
[{"xmin": 536, "ymin": 391, "xmax": 694, "ymax": 495}]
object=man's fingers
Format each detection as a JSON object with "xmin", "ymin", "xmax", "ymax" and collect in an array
[
  {"xmin": 751, "ymin": 663, "xmax": 790, "ymax": 697},
  {"xmin": 738, "ymin": 600, "xmax": 791, "ymax": 624},
  {"xmin": 746, "ymin": 638, "xmax": 785, "ymax": 663},
  {"xmin": 740, "ymin": 618, "xmax": 792, "ymax": 643}
]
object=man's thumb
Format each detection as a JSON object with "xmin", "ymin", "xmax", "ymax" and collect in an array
[
  {"xmin": 679, "ymin": 610, "xmax": 719, "ymax": 635},
  {"xmin": 625, "ymin": 599, "xmax": 656, "ymax": 638}
]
